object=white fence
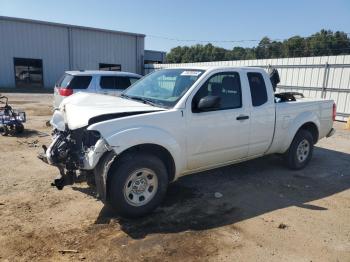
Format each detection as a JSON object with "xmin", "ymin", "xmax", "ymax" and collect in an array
[{"xmin": 144, "ymin": 55, "xmax": 350, "ymax": 121}]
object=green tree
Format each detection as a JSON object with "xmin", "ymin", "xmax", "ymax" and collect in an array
[
  {"xmin": 165, "ymin": 30, "xmax": 350, "ymax": 63},
  {"xmin": 256, "ymin": 37, "xmax": 271, "ymax": 59},
  {"xmin": 283, "ymin": 36, "xmax": 307, "ymax": 57}
]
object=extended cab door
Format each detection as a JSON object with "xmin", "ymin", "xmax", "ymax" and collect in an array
[
  {"xmin": 245, "ymin": 70, "xmax": 275, "ymax": 156},
  {"xmin": 185, "ymin": 70, "xmax": 251, "ymax": 171}
]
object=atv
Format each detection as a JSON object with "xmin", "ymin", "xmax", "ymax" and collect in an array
[{"xmin": 0, "ymin": 95, "xmax": 26, "ymax": 136}]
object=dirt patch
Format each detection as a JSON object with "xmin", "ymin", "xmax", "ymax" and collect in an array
[
  {"xmin": 26, "ymin": 105, "xmax": 53, "ymax": 116},
  {"xmin": 5, "ymin": 100, "xmax": 37, "ymax": 104},
  {"xmin": 0, "ymin": 93, "xmax": 349, "ymax": 262}
]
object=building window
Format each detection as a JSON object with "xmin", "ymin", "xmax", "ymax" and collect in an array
[
  {"xmin": 144, "ymin": 60, "xmax": 162, "ymax": 64},
  {"xmin": 99, "ymin": 63, "xmax": 121, "ymax": 71},
  {"xmin": 14, "ymin": 58, "xmax": 43, "ymax": 88}
]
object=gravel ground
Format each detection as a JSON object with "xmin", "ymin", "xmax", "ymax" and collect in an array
[{"xmin": 0, "ymin": 93, "xmax": 349, "ymax": 262}]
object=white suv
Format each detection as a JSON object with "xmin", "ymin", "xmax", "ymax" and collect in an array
[{"xmin": 53, "ymin": 70, "xmax": 141, "ymax": 108}]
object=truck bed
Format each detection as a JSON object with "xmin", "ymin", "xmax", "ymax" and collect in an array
[{"xmin": 268, "ymin": 97, "xmax": 334, "ymax": 154}]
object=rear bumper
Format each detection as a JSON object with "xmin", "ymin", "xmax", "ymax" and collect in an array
[
  {"xmin": 326, "ymin": 128, "xmax": 335, "ymax": 138},
  {"xmin": 53, "ymin": 94, "xmax": 65, "ymax": 109}
]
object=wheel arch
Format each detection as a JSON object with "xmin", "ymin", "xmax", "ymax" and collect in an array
[
  {"xmin": 110, "ymin": 143, "xmax": 176, "ymax": 182},
  {"xmin": 297, "ymin": 122, "xmax": 319, "ymax": 144},
  {"xmin": 98, "ymin": 143, "xmax": 176, "ymax": 203},
  {"xmin": 280, "ymin": 112, "xmax": 321, "ymax": 153},
  {"xmin": 283, "ymin": 120, "xmax": 319, "ymax": 153}
]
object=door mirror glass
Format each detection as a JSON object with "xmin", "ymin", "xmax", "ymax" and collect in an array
[{"xmin": 197, "ymin": 95, "xmax": 220, "ymax": 111}]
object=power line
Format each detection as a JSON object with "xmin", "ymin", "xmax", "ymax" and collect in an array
[
  {"xmin": 147, "ymin": 34, "xmax": 263, "ymax": 43},
  {"xmin": 147, "ymin": 32, "xmax": 350, "ymax": 44}
]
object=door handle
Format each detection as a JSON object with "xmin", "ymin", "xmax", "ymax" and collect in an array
[{"xmin": 236, "ymin": 115, "xmax": 249, "ymax": 120}]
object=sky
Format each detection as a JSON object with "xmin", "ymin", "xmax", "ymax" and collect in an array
[{"xmin": 0, "ymin": 0, "xmax": 349, "ymax": 52}]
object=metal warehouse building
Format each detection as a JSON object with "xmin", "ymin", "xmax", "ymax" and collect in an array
[{"xmin": 0, "ymin": 16, "xmax": 145, "ymax": 89}]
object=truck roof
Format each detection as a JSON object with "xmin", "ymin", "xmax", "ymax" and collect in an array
[{"xmin": 161, "ymin": 65, "xmax": 266, "ymax": 72}]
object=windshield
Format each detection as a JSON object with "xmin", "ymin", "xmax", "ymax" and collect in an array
[{"xmin": 123, "ymin": 69, "xmax": 204, "ymax": 108}]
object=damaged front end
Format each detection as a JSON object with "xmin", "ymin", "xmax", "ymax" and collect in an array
[{"xmin": 38, "ymin": 111, "xmax": 111, "ymax": 191}]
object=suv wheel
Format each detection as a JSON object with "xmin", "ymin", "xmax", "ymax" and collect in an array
[
  {"xmin": 107, "ymin": 153, "xmax": 168, "ymax": 218},
  {"xmin": 285, "ymin": 129, "xmax": 314, "ymax": 170}
]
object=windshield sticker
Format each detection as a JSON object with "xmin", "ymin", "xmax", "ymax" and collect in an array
[{"xmin": 180, "ymin": 71, "xmax": 202, "ymax": 76}]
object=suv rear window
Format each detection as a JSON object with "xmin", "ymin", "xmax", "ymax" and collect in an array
[
  {"xmin": 100, "ymin": 76, "xmax": 138, "ymax": 90},
  {"xmin": 57, "ymin": 74, "xmax": 92, "ymax": 89}
]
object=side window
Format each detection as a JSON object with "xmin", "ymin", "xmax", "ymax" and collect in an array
[
  {"xmin": 69, "ymin": 76, "xmax": 92, "ymax": 89},
  {"xmin": 100, "ymin": 76, "xmax": 117, "ymax": 89},
  {"xmin": 192, "ymin": 72, "xmax": 242, "ymax": 112},
  {"xmin": 100, "ymin": 76, "xmax": 137, "ymax": 90},
  {"xmin": 247, "ymin": 72, "xmax": 268, "ymax": 107},
  {"xmin": 116, "ymin": 77, "xmax": 132, "ymax": 90}
]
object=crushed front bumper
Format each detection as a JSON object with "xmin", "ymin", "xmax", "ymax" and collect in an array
[{"xmin": 38, "ymin": 130, "xmax": 111, "ymax": 191}]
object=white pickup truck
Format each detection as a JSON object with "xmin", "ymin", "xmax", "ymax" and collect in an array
[{"xmin": 40, "ymin": 66, "xmax": 336, "ymax": 217}]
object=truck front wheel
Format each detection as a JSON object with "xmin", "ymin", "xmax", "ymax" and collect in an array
[
  {"xmin": 285, "ymin": 129, "xmax": 314, "ymax": 170},
  {"xmin": 107, "ymin": 153, "xmax": 168, "ymax": 218}
]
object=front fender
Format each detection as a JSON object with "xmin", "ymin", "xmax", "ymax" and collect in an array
[{"xmin": 90, "ymin": 125, "xmax": 185, "ymax": 179}]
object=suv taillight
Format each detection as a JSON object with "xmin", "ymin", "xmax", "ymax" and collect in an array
[
  {"xmin": 58, "ymin": 88, "xmax": 73, "ymax": 96},
  {"xmin": 332, "ymin": 103, "xmax": 336, "ymax": 121}
]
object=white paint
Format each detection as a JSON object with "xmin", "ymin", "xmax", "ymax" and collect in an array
[{"xmin": 51, "ymin": 66, "xmax": 335, "ymax": 180}]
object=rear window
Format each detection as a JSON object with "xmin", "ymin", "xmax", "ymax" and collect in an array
[
  {"xmin": 247, "ymin": 72, "xmax": 268, "ymax": 107},
  {"xmin": 57, "ymin": 74, "xmax": 72, "ymax": 87},
  {"xmin": 57, "ymin": 74, "xmax": 92, "ymax": 89},
  {"xmin": 69, "ymin": 76, "xmax": 92, "ymax": 89},
  {"xmin": 100, "ymin": 76, "xmax": 138, "ymax": 90}
]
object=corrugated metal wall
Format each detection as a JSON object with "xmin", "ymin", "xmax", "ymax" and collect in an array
[
  {"xmin": 144, "ymin": 55, "xmax": 350, "ymax": 121},
  {"xmin": 0, "ymin": 19, "xmax": 70, "ymax": 88},
  {"xmin": 70, "ymin": 28, "xmax": 143, "ymax": 74},
  {"xmin": 0, "ymin": 17, "xmax": 145, "ymax": 88}
]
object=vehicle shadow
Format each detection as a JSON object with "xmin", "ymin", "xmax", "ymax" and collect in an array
[
  {"xmin": 93, "ymin": 146, "xmax": 350, "ymax": 239},
  {"xmin": 18, "ymin": 128, "xmax": 49, "ymax": 138}
]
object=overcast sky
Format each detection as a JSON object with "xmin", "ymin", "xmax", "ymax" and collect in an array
[{"xmin": 1, "ymin": 0, "xmax": 349, "ymax": 52}]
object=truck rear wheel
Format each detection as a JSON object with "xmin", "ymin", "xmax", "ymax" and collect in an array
[
  {"xmin": 107, "ymin": 153, "xmax": 168, "ymax": 218},
  {"xmin": 285, "ymin": 129, "xmax": 314, "ymax": 170}
]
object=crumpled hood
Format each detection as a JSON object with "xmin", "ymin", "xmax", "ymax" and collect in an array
[{"xmin": 59, "ymin": 92, "xmax": 165, "ymax": 130}]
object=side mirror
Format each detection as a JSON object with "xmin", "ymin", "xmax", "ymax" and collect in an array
[{"xmin": 197, "ymin": 95, "xmax": 220, "ymax": 111}]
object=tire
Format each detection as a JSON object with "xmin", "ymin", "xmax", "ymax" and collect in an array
[
  {"xmin": 0, "ymin": 126, "xmax": 9, "ymax": 136},
  {"xmin": 285, "ymin": 129, "xmax": 314, "ymax": 170},
  {"xmin": 15, "ymin": 123, "xmax": 24, "ymax": 134},
  {"xmin": 107, "ymin": 153, "xmax": 168, "ymax": 218}
]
